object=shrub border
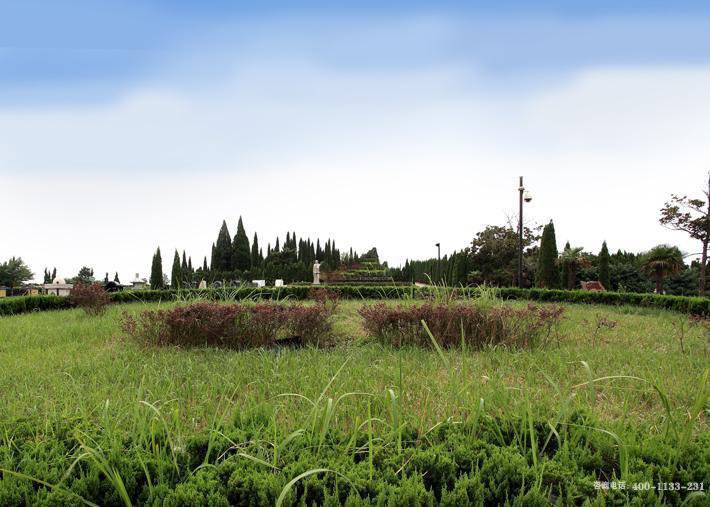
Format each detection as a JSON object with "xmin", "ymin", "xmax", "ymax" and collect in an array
[{"xmin": 1, "ymin": 285, "xmax": 708, "ymax": 316}]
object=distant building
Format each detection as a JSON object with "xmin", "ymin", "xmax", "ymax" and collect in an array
[
  {"xmin": 129, "ymin": 273, "xmax": 148, "ymax": 290},
  {"xmin": 44, "ymin": 277, "xmax": 74, "ymax": 296}
]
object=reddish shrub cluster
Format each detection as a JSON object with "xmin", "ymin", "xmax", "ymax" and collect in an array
[
  {"xmin": 70, "ymin": 283, "xmax": 111, "ymax": 315},
  {"xmin": 358, "ymin": 302, "xmax": 565, "ymax": 349},
  {"xmin": 122, "ymin": 300, "xmax": 336, "ymax": 349}
]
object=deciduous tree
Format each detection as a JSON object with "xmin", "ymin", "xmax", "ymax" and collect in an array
[{"xmin": 659, "ymin": 173, "xmax": 710, "ymax": 296}]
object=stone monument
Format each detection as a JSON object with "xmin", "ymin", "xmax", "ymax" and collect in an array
[
  {"xmin": 198, "ymin": 279, "xmax": 207, "ymax": 289},
  {"xmin": 312, "ymin": 260, "xmax": 320, "ymax": 285}
]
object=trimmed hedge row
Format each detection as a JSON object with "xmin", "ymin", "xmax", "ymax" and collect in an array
[{"xmin": 1, "ymin": 285, "xmax": 709, "ymax": 316}]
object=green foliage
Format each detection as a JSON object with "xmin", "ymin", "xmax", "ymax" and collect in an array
[
  {"xmin": 537, "ymin": 221, "xmax": 559, "ymax": 289},
  {"xmin": 213, "ymin": 220, "xmax": 233, "ymax": 272},
  {"xmin": 557, "ymin": 247, "xmax": 589, "ymax": 290},
  {"xmin": 0, "ymin": 257, "xmax": 34, "ymax": 287},
  {"xmin": 232, "ymin": 216, "xmax": 251, "ymax": 271},
  {"xmin": 640, "ymin": 244, "xmax": 684, "ymax": 294},
  {"xmin": 171, "ymin": 250, "xmax": 182, "ymax": 289},
  {"xmin": 4, "ymin": 284, "xmax": 710, "ymax": 316},
  {"xmin": 468, "ymin": 224, "xmax": 540, "ymax": 287},
  {"xmin": 150, "ymin": 247, "xmax": 164, "ymax": 290},
  {"xmin": 0, "ymin": 413, "xmax": 706, "ymax": 505},
  {"xmin": 599, "ymin": 241, "xmax": 611, "ymax": 290}
]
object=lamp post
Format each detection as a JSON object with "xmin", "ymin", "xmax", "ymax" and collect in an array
[
  {"xmin": 435, "ymin": 243, "xmax": 441, "ymax": 283},
  {"xmin": 517, "ymin": 177, "xmax": 532, "ymax": 288}
]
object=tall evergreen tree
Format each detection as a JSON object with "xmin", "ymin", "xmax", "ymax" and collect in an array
[
  {"xmin": 214, "ymin": 221, "xmax": 233, "ymax": 271},
  {"xmin": 536, "ymin": 221, "xmax": 559, "ymax": 288},
  {"xmin": 202, "ymin": 257, "xmax": 208, "ymax": 272},
  {"xmin": 561, "ymin": 242, "xmax": 571, "ymax": 288},
  {"xmin": 171, "ymin": 250, "xmax": 182, "ymax": 288},
  {"xmin": 51, "ymin": 267, "xmax": 57, "ymax": 280},
  {"xmin": 114, "ymin": 272, "xmax": 120, "ymax": 283},
  {"xmin": 104, "ymin": 272, "xmax": 109, "ymax": 283},
  {"xmin": 181, "ymin": 251, "xmax": 188, "ymax": 272},
  {"xmin": 251, "ymin": 233, "xmax": 261, "ymax": 268},
  {"xmin": 232, "ymin": 217, "xmax": 251, "ymax": 271},
  {"xmin": 598, "ymin": 241, "xmax": 611, "ymax": 290},
  {"xmin": 150, "ymin": 247, "xmax": 164, "ymax": 289}
]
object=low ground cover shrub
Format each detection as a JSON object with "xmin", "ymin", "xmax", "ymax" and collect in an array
[
  {"xmin": 70, "ymin": 282, "xmax": 111, "ymax": 315},
  {"xmin": 359, "ymin": 302, "xmax": 565, "ymax": 349},
  {"xmin": 122, "ymin": 299, "xmax": 337, "ymax": 349},
  {"xmin": 1, "ymin": 412, "xmax": 706, "ymax": 506}
]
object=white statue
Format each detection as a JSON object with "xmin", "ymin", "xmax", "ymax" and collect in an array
[
  {"xmin": 198, "ymin": 279, "xmax": 207, "ymax": 289},
  {"xmin": 312, "ymin": 260, "xmax": 321, "ymax": 285}
]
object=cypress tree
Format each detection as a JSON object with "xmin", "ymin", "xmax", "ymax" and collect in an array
[
  {"xmin": 150, "ymin": 247, "xmax": 164, "ymax": 289},
  {"xmin": 202, "ymin": 257, "xmax": 208, "ymax": 272},
  {"xmin": 536, "ymin": 221, "xmax": 559, "ymax": 288},
  {"xmin": 181, "ymin": 251, "xmax": 188, "ymax": 272},
  {"xmin": 114, "ymin": 272, "xmax": 120, "ymax": 283},
  {"xmin": 274, "ymin": 237, "xmax": 280, "ymax": 253},
  {"xmin": 51, "ymin": 267, "xmax": 57, "ymax": 280},
  {"xmin": 232, "ymin": 217, "xmax": 251, "ymax": 271},
  {"xmin": 561, "ymin": 242, "xmax": 571, "ymax": 288},
  {"xmin": 171, "ymin": 250, "xmax": 182, "ymax": 288},
  {"xmin": 598, "ymin": 241, "xmax": 611, "ymax": 290},
  {"xmin": 251, "ymin": 233, "xmax": 261, "ymax": 268},
  {"xmin": 210, "ymin": 243, "xmax": 216, "ymax": 270},
  {"xmin": 214, "ymin": 220, "xmax": 232, "ymax": 271}
]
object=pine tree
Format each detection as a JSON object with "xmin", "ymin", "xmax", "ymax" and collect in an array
[
  {"xmin": 171, "ymin": 250, "xmax": 182, "ymax": 288},
  {"xmin": 251, "ymin": 233, "xmax": 261, "ymax": 268},
  {"xmin": 536, "ymin": 221, "xmax": 559, "ymax": 288},
  {"xmin": 598, "ymin": 241, "xmax": 611, "ymax": 290},
  {"xmin": 114, "ymin": 272, "xmax": 120, "ymax": 283},
  {"xmin": 214, "ymin": 220, "xmax": 232, "ymax": 271},
  {"xmin": 232, "ymin": 217, "xmax": 251, "ymax": 271},
  {"xmin": 150, "ymin": 248, "xmax": 164, "ymax": 289}
]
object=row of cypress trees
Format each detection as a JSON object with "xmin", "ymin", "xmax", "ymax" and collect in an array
[
  {"xmin": 148, "ymin": 217, "xmax": 344, "ymax": 288},
  {"xmin": 536, "ymin": 221, "xmax": 611, "ymax": 289}
]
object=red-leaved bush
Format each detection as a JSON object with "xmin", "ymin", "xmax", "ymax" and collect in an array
[
  {"xmin": 122, "ymin": 299, "xmax": 336, "ymax": 349},
  {"xmin": 70, "ymin": 283, "xmax": 111, "ymax": 315},
  {"xmin": 358, "ymin": 302, "xmax": 564, "ymax": 349}
]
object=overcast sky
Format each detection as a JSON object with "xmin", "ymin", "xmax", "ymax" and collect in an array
[{"xmin": 1, "ymin": 1, "xmax": 708, "ymax": 282}]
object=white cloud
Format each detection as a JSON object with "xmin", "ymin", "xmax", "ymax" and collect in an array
[{"xmin": 1, "ymin": 62, "xmax": 707, "ymax": 281}]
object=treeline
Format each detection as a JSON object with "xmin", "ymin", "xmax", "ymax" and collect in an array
[
  {"xmin": 392, "ymin": 221, "xmax": 701, "ymax": 297},
  {"xmin": 149, "ymin": 217, "xmax": 345, "ymax": 288}
]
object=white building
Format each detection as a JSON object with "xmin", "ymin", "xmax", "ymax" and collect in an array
[{"xmin": 43, "ymin": 277, "xmax": 74, "ymax": 297}]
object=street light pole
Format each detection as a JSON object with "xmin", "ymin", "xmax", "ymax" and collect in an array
[
  {"xmin": 435, "ymin": 243, "xmax": 441, "ymax": 283},
  {"xmin": 517, "ymin": 176, "xmax": 533, "ymax": 287},
  {"xmin": 518, "ymin": 177, "xmax": 524, "ymax": 288}
]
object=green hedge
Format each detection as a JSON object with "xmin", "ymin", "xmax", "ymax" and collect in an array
[{"xmin": 1, "ymin": 285, "xmax": 709, "ymax": 316}]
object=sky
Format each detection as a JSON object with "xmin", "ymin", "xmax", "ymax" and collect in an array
[{"xmin": 1, "ymin": 1, "xmax": 709, "ymax": 282}]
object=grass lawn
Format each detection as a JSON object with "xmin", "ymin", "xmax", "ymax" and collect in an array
[{"xmin": 0, "ymin": 300, "xmax": 708, "ymax": 505}]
